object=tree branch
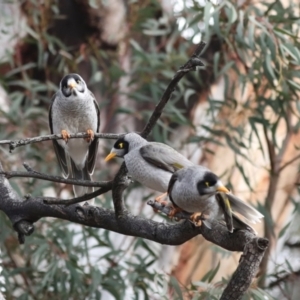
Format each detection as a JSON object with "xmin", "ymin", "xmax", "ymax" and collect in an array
[
  {"xmin": 0, "ymin": 164, "xmax": 112, "ymax": 188},
  {"xmin": 0, "ymin": 162, "xmax": 268, "ymax": 299},
  {"xmin": 43, "ymin": 185, "xmax": 112, "ymax": 205},
  {"xmin": 220, "ymin": 238, "xmax": 269, "ymax": 300},
  {"xmin": 0, "ymin": 132, "xmax": 124, "ymax": 153},
  {"xmin": 149, "ymin": 200, "xmax": 269, "ymax": 300},
  {"xmin": 141, "ymin": 41, "xmax": 206, "ymax": 138}
]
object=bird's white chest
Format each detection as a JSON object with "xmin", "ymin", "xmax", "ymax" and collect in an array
[
  {"xmin": 52, "ymin": 98, "xmax": 97, "ymax": 134},
  {"xmin": 124, "ymin": 150, "xmax": 171, "ymax": 193},
  {"xmin": 52, "ymin": 96, "xmax": 98, "ymax": 167}
]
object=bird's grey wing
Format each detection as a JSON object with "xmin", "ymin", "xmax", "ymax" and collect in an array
[
  {"xmin": 86, "ymin": 95, "xmax": 100, "ymax": 174},
  {"xmin": 167, "ymin": 172, "xmax": 179, "ymax": 208},
  {"xmin": 49, "ymin": 93, "xmax": 69, "ymax": 177},
  {"xmin": 226, "ymin": 193, "xmax": 264, "ymax": 224},
  {"xmin": 216, "ymin": 193, "xmax": 233, "ymax": 233},
  {"xmin": 140, "ymin": 142, "xmax": 193, "ymax": 173}
]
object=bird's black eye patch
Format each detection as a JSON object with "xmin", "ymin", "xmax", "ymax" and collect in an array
[
  {"xmin": 196, "ymin": 172, "xmax": 218, "ymax": 195},
  {"xmin": 202, "ymin": 172, "xmax": 218, "ymax": 186},
  {"xmin": 61, "ymin": 74, "xmax": 82, "ymax": 88},
  {"xmin": 113, "ymin": 138, "xmax": 129, "ymax": 152}
]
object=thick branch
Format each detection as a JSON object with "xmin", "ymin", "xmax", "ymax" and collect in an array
[
  {"xmin": 148, "ymin": 200, "xmax": 264, "ymax": 252},
  {"xmin": 0, "ymin": 163, "xmax": 259, "ymax": 252},
  {"xmin": 0, "ymin": 164, "xmax": 268, "ymax": 299},
  {"xmin": 0, "ymin": 132, "xmax": 124, "ymax": 152},
  {"xmin": 220, "ymin": 238, "xmax": 269, "ymax": 300},
  {"xmin": 112, "ymin": 163, "xmax": 129, "ymax": 216},
  {"xmin": 0, "ymin": 165, "xmax": 201, "ymax": 245},
  {"xmin": 150, "ymin": 200, "xmax": 269, "ymax": 299}
]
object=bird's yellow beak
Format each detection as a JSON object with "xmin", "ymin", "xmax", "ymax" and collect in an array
[
  {"xmin": 105, "ymin": 152, "xmax": 117, "ymax": 162},
  {"xmin": 217, "ymin": 185, "xmax": 230, "ymax": 193},
  {"xmin": 68, "ymin": 82, "xmax": 77, "ymax": 89}
]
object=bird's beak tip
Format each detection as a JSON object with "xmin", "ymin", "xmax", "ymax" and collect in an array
[
  {"xmin": 104, "ymin": 152, "xmax": 117, "ymax": 162},
  {"xmin": 68, "ymin": 83, "xmax": 77, "ymax": 89},
  {"xmin": 217, "ymin": 186, "xmax": 230, "ymax": 193}
]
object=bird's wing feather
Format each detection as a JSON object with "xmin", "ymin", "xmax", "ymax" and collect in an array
[
  {"xmin": 227, "ymin": 193, "xmax": 264, "ymax": 224},
  {"xmin": 216, "ymin": 193, "xmax": 233, "ymax": 233},
  {"xmin": 140, "ymin": 143, "xmax": 193, "ymax": 173},
  {"xmin": 167, "ymin": 172, "xmax": 179, "ymax": 208},
  {"xmin": 87, "ymin": 95, "xmax": 100, "ymax": 174},
  {"xmin": 49, "ymin": 93, "xmax": 69, "ymax": 177}
]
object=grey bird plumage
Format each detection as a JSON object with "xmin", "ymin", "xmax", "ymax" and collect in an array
[
  {"xmin": 105, "ymin": 133, "xmax": 194, "ymax": 193},
  {"xmin": 168, "ymin": 166, "xmax": 264, "ymax": 233},
  {"xmin": 49, "ymin": 73, "xmax": 100, "ymax": 204}
]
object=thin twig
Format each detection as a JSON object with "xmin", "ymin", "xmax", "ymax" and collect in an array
[
  {"xmin": 141, "ymin": 41, "xmax": 206, "ymax": 138},
  {"xmin": 43, "ymin": 185, "xmax": 112, "ymax": 205},
  {"xmin": 0, "ymin": 132, "xmax": 125, "ymax": 152},
  {"xmin": 278, "ymin": 153, "xmax": 300, "ymax": 173},
  {"xmin": 0, "ymin": 170, "xmax": 112, "ymax": 188}
]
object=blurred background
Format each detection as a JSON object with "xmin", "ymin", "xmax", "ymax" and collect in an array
[{"xmin": 0, "ymin": 0, "xmax": 300, "ymax": 299}]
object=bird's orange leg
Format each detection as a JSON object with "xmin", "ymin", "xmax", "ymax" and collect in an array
[
  {"xmin": 61, "ymin": 130, "xmax": 71, "ymax": 143},
  {"xmin": 168, "ymin": 206, "xmax": 183, "ymax": 218},
  {"xmin": 190, "ymin": 212, "xmax": 203, "ymax": 227},
  {"xmin": 86, "ymin": 129, "xmax": 94, "ymax": 143},
  {"xmin": 155, "ymin": 192, "xmax": 168, "ymax": 206}
]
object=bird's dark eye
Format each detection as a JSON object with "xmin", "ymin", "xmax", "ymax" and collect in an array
[
  {"xmin": 205, "ymin": 182, "xmax": 210, "ymax": 187},
  {"xmin": 118, "ymin": 142, "xmax": 124, "ymax": 149},
  {"xmin": 76, "ymin": 79, "xmax": 80, "ymax": 84}
]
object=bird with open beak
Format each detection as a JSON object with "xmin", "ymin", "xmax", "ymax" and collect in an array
[{"xmin": 49, "ymin": 73, "xmax": 100, "ymax": 204}]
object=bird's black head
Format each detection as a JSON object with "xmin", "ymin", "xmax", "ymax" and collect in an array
[
  {"xmin": 104, "ymin": 137, "xmax": 130, "ymax": 162},
  {"xmin": 113, "ymin": 137, "xmax": 129, "ymax": 157},
  {"xmin": 60, "ymin": 73, "xmax": 86, "ymax": 97},
  {"xmin": 196, "ymin": 171, "xmax": 219, "ymax": 196}
]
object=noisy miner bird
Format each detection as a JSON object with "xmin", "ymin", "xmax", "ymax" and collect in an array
[
  {"xmin": 105, "ymin": 132, "xmax": 194, "ymax": 199},
  {"xmin": 49, "ymin": 73, "xmax": 100, "ymax": 204},
  {"xmin": 168, "ymin": 165, "xmax": 264, "ymax": 232}
]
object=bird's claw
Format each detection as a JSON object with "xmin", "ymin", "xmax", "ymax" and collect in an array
[
  {"xmin": 61, "ymin": 130, "xmax": 71, "ymax": 143},
  {"xmin": 155, "ymin": 192, "xmax": 168, "ymax": 202},
  {"xmin": 168, "ymin": 206, "xmax": 183, "ymax": 218},
  {"xmin": 190, "ymin": 212, "xmax": 207, "ymax": 227},
  {"xmin": 86, "ymin": 129, "xmax": 94, "ymax": 143}
]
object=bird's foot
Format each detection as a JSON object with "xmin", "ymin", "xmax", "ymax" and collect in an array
[
  {"xmin": 85, "ymin": 129, "xmax": 94, "ymax": 143},
  {"xmin": 168, "ymin": 206, "xmax": 183, "ymax": 218},
  {"xmin": 155, "ymin": 192, "xmax": 168, "ymax": 202},
  {"xmin": 190, "ymin": 212, "xmax": 207, "ymax": 227},
  {"xmin": 61, "ymin": 130, "xmax": 71, "ymax": 143}
]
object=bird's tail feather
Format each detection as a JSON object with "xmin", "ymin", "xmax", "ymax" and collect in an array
[
  {"xmin": 232, "ymin": 213, "xmax": 257, "ymax": 234},
  {"xmin": 70, "ymin": 159, "xmax": 94, "ymax": 205},
  {"xmin": 227, "ymin": 193, "xmax": 263, "ymax": 224}
]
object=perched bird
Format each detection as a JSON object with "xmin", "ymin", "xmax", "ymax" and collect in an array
[
  {"xmin": 105, "ymin": 132, "xmax": 194, "ymax": 198},
  {"xmin": 49, "ymin": 73, "xmax": 100, "ymax": 204},
  {"xmin": 168, "ymin": 166, "xmax": 264, "ymax": 232}
]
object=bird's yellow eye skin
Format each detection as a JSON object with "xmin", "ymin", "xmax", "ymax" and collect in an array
[
  {"xmin": 119, "ymin": 142, "xmax": 124, "ymax": 149},
  {"xmin": 205, "ymin": 182, "xmax": 210, "ymax": 187}
]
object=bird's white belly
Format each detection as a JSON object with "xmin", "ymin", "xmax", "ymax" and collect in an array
[
  {"xmin": 125, "ymin": 151, "xmax": 171, "ymax": 193},
  {"xmin": 52, "ymin": 101, "xmax": 97, "ymax": 168}
]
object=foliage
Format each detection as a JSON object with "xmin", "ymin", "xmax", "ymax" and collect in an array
[{"xmin": 0, "ymin": 0, "xmax": 300, "ymax": 299}]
